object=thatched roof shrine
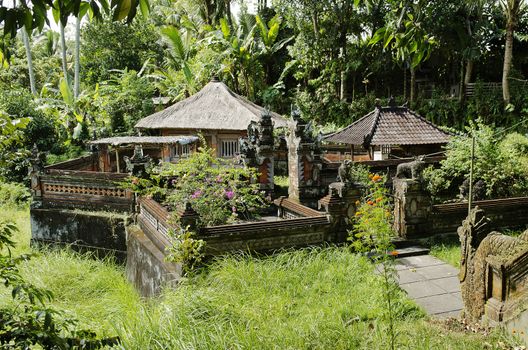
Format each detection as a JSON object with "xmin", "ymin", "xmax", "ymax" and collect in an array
[
  {"xmin": 135, "ymin": 79, "xmax": 288, "ymax": 131},
  {"xmin": 90, "ymin": 136, "xmax": 199, "ymax": 147},
  {"xmin": 324, "ymin": 103, "xmax": 451, "ymax": 147}
]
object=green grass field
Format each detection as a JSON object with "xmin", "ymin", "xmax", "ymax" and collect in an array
[{"xmin": 0, "ymin": 208, "xmax": 521, "ymax": 349}]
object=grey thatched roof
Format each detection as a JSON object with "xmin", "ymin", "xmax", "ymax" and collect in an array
[
  {"xmin": 135, "ymin": 80, "xmax": 288, "ymax": 131},
  {"xmin": 90, "ymin": 136, "xmax": 199, "ymax": 147},
  {"xmin": 324, "ymin": 105, "xmax": 451, "ymax": 147}
]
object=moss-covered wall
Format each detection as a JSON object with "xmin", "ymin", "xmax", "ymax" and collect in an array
[{"xmin": 30, "ymin": 208, "xmax": 130, "ymax": 257}]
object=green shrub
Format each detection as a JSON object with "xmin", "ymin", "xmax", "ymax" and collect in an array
[
  {"xmin": 0, "ymin": 182, "xmax": 30, "ymax": 208},
  {"xmin": 423, "ymin": 122, "xmax": 528, "ymax": 200}
]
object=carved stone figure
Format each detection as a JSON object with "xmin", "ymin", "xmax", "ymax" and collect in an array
[
  {"xmin": 458, "ymin": 207, "xmax": 528, "ymax": 322},
  {"xmin": 125, "ymin": 145, "xmax": 151, "ymax": 177},
  {"xmin": 337, "ymin": 160, "xmax": 352, "ymax": 183},
  {"xmin": 395, "ymin": 156, "xmax": 426, "ymax": 180}
]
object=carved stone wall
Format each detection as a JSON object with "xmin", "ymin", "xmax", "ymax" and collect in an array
[{"xmin": 318, "ymin": 182, "xmax": 362, "ymax": 242}]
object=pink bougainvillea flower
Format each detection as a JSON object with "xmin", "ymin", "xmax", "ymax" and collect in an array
[
  {"xmin": 191, "ymin": 190, "xmax": 202, "ymax": 199},
  {"xmin": 225, "ymin": 190, "xmax": 235, "ymax": 200}
]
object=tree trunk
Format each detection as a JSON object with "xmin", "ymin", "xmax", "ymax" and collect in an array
[
  {"xmin": 403, "ymin": 68, "xmax": 407, "ymax": 101},
  {"xmin": 224, "ymin": 0, "xmax": 232, "ymax": 26},
  {"xmin": 74, "ymin": 16, "xmax": 81, "ymax": 99},
  {"xmin": 311, "ymin": 13, "xmax": 319, "ymax": 40},
  {"xmin": 59, "ymin": 23, "xmax": 69, "ymax": 86},
  {"xmin": 21, "ymin": 29, "xmax": 37, "ymax": 95},
  {"xmin": 459, "ymin": 60, "xmax": 465, "ymax": 103},
  {"xmin": 410, "ymin": 66, "xmax": 416, "ymax": 104},
  {"xmin": 502, "ymin": 22, "xmax": 514, "ymax": 104},
  {"xmin": 339, "ymin": 47, "xmax": 347, "ymax": 101},
  {"xmin": 464, "ymin": 60, "xmax": 473, "ymax": 85}
]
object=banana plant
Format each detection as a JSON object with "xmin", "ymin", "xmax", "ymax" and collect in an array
[
  {"xmin": 255, "ymin": 14, "xmax": 293, "ymax": 85},
  {"xmin": 216, "ymin": 17, "xmax": 260, "ymax": 98}
]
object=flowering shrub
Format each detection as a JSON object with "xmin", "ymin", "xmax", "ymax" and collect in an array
[
  {"xmin": 161, "ymin": 146, "xmax": 267, "ymax": 227},
  {"xmin": 123, "ymin": 144, "xmax": 268, "ymax": 228},
  {"xmin": 350, "ymin": 173, "xmax": 394, "ymax": 250}
]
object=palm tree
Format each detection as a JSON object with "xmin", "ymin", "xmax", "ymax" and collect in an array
[
  {"xmin": 21, "ymin": 28, "xmax": 37, "ymax": 95},
  {"xmin": 74, "ymin": 16, "xmax": 81, "ymax": 98},
  {"xmin": 59, "ymin": 23, "xmax": 70, "ymax": 86},
  {"xmin": 255, "ymin": 15, "xmax": 293, "ymax": 86},
  {"xmin": 15, "ymin": 0, "xmax": 37, "ymax": 95}
]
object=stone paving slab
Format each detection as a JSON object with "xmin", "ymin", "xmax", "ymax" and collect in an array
[
  {"xmin": 413, "ymin": 293, "xmax": 464, "ymax": 316},
  {"xmin": 430, "ymin": 276, "xmax": 461, "ymax": 293},
  {"xmin": 399, "ymin": 280, "xmax": 446, "ymax": 299},
  {"xmin": 396, "ymin": 255, "xmax": 463, "ymax": 318}
]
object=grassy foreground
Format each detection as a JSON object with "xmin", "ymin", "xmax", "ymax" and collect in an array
[{"xmin": 0, "ymin": 208, "xmax": 520, "ymax": 349}]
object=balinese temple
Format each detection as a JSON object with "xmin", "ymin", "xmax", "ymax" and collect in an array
[
  {"xmin": 135, "ymin": 77, "xmax": 287, "ymax": 158},
  {"xmin": 91, "ymin": 78, "xmax": 288, "ymax": 172},
  {"xmin": 324, "ymin": 99, "xmax": 451, "ymax": 160}
]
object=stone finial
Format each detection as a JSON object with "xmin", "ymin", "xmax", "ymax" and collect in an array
[
  {"xmin": 388, "ymin": 96, "xmax": 396, "ymax": 107},
  {"xmin": 375, "ymin": 98, "xmax": 381, "ymax": 109}
]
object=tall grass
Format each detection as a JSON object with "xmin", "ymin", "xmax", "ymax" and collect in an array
[
  {"xmin": 117, "ymin": 249, "xmax": 516, "ymax": 350},
  {"xmin": 0, "ymin": 208, "xmax": 520, "ymax": 349}
]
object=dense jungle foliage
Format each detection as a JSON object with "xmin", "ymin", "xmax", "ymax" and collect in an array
[{"xmin": 1, "ymin": 0, "xmax": 528, "ymax": 183}]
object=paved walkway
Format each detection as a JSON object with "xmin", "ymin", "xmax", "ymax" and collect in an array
[{"xmin": 395, "ymin": 255, "xmax": 463, "ymax": 318}]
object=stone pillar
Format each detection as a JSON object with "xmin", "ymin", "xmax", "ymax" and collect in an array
[
  {"xmin": 318, "ymin": 182, "xmax": 362, "ymax": 242},
  {"xmin": 393, "ymin": 178, "xmax": 432, "ymax": 238},
  {"xmin": 286, "ymin": 108, "xmax": 325, "ymax": 208},
  {"xmin": 256, "ymin": 110, "xmax": 274, "ymax": 194}
]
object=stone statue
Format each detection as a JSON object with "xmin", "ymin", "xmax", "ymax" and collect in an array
[
  {"xmin": 29, "ymin": 144, "xmax": 45, "ymax": 174},
  {"xmin": 28, "ymin": 144, "xmax": 46, "ymax": 207},
  {"xmin": 458, "ymin": 207, "xmax": 528, "ymax": 322},
  {"xmin": 395, "ymin": 155, "xmax": 426, "ymax": 180},
  {"xmin": 337, "ymin": 160, "xmax": 353, "ymax": 184}
]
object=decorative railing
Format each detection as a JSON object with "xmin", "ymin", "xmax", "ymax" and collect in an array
[
  {"xmin": 38, "ymin": 169, "xmax": 133, "ymax": 212},
  {"xmin": 274, "ymin": 196, "xmax": 325, "ymax": 219},
  {"xmin": 137, "ymin": 197, "xmax": 174, "ymax": 252}
]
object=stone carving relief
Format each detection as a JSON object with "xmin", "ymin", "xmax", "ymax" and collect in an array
[{"xmin": 458, "ymin": 207, "xmax": 528, "ymax": 322}]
